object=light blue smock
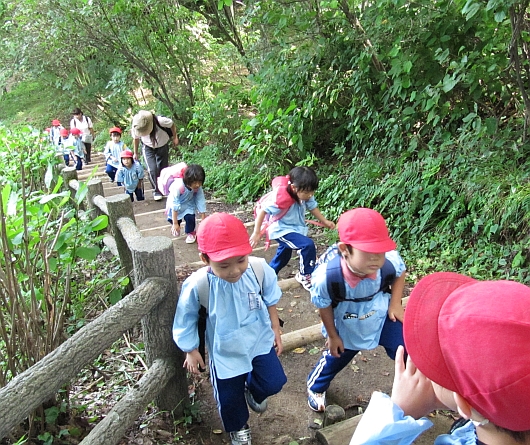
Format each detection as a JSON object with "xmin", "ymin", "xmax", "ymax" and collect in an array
[
  {"xmin": 350, "ymin": 392, "xmax": 478, "ymax": 445},
  {"xmin": 103, "ymin": 140, "xmax": 127, "ymax": 169},
  {"xmin": 265, "ymin": 196, "xmax": 318, "ymax": 240},
  {"xmin": 172, "ymin": 258, "xmax": 282, "ymax": 380},
  {"xmin": 165, "ymin": 179, "xmax": 206, "ymax": 219},
  {"xmin": 310, "ymin": 248, "xmax": 406, "ymax": 351},
  {"xmin": 116, "ymin": 161, "xmax": 144, "ymax": 193}
]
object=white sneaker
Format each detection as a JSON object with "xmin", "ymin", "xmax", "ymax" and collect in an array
[
  {"xmin": 295, "ymin": 272, "xmax": 312, "ymax": 291},
  {"xmin": 185, "ymin": 232, "xmax": 197, "ymax": 244},
  {"xmin": 230, "ymin": 426, "xmax": 252, "ymax": 445},
  {"xmin": 307, "ymin": 388, "xmax": 326, "ymax": 412},
  {"xmin": 153, "ymin": 191, "xmax": 163, "ymax": 201}
]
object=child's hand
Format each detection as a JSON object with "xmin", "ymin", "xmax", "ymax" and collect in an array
[
  {"xmin": 391, "ymin": 346, "xmax": 441, "ymax": 419},
  {"xmin": 249, "ymin": 232, "xmax": 261, "ymax": 249},
  {"xmin": 388, "ymin": 301, "xmax": 404, "ymax": 323},
  {"xmin": 325, "ymin": 334, "xmax": 344, "ymax": 357},
  {"xmin": 171, "ymin": 223, "xmax": 181, "ymax": 237},
  {"xmin": 183, "ymin": 350, "xmax": 205, "ymax": 375},
  {"xmin": 324, "ymin": 219, "xmax": 336, "ymax": 230},
  {"xmin": 272, "ymin": 326, "xmax": 283, "ymax": 356}
]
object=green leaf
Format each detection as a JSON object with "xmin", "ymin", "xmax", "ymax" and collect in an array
[
  {"xmin": 442, "ymin": 75, "xmax": 458, "ymax": 93},
  {"xmin": 76, "ymin": 246, "xmax": 100, "ymax": 261},
  {"xmin": 90, "ymin": 215, "xmax": 109, "ymax": 231},
  {"xmin": 109, "ymin": 289, "xmax": 122, "ymax": 305}
]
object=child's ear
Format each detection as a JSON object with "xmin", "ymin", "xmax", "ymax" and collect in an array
[
  {"xmin": 453, "ymin": 393, "xmax": 473, "ymax": 420},
  {"xmin": 337, "ymin": 242, "xmax": 349, "ymax": 256},
  {"xmin": 199, "ymin": 253, "xmax": 209, "ymax": 265}
]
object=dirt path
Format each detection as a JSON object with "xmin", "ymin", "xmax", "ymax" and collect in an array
[{"xmin": 78, "ymin": 154, "xmax": 455, "ymax": 445}]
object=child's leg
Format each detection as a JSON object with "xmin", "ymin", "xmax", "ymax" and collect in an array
[
  {"xmin": 307, "ymin": 348, "xmax": 358, "ymax": 393},
  {"xmin": 246, "ymin": 347, "xmax": 287, "ymax": 404},
  {"xmin": 126, "ymin": 191, "xmax": 134, "ymax": 202},
  {"xmin": 105, "ymin": 164, "xmax": 117, "ymax": 182},
  {"xmin": 75, "ymin": 156, "xmax": 83, "ymax": 170},
  {"xmin": 269, "ymin": 240, "xmax": 293, "ymax": 274},
  {"xmin": 275, "ymin": 232, "xmax": 317, "ymax": 275},
  {"xmin": 210, "ymin": 360, "xmax": 249, "ymax": 432},
  {"xmin": 378, "ymin": 316, "xmax": 405, "ymax": 360},
  {"xmin": 63, "ymin": 154, "xmax": 70, "ymax": 166},
  {"xmin": 183, "ymin": 214, "xmax": 196, "ymax": 234},
  {"xmin": 134, "ymin": 185, "xmax": 145, "ymax": 201}
]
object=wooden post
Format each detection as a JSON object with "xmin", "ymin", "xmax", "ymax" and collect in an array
[
  {"xmin": 316, "ymin": 414, "xmax": 362, "ymax": 445},
  {"xmin": 106, "ymin": 194, "xmax": 136, "ymax": 292},
  {"xmin": 85, "ymin": 178, "xmax": 104, "ymax": 218},
  {"xmin": 61, "ymin": 167, "xmax": 78, "ymax": 194},
  {"xmin": 129, "ymin": 236, "xmax": 188, "ymax": 415}
]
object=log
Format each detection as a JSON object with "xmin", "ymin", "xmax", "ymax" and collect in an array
[
  {"xmin": 0, "ymin": 278, "xmax": 169, "ymax": 440},
  {"xmin": 281, "ymin": 323, "xmax": 322, "ymax": 351},
  {"xmin": 315, "ymin": 414, "xmax": 362, "ymax": 445},
  {"xmin": 79, "ymin": 358, "xmax": 177, "ymax": 445}
]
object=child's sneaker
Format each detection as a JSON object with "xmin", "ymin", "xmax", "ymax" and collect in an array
[
  {"xmin": 230, "ymin": 426, "xmax": 252, "ymax": 445},
  {"xmin": 295, "ymin": 272, "xmax": 312, "ymax": 291},
  {"xmin": 245, "ymin": 387, "xmax": 268, "ymax": 413},
  {"xmin": 307, "ymin": 388, "xmax": 326, "ymax": 412},
  {"xmin": 185, "ymin": 232, "xmax": 197, "ymax": 244}
]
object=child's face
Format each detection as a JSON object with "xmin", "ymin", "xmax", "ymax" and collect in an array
[
  {"xmin": 339, "ymin": 243, "xmax": 386, "ymax": 276},
  {"xmin": 291, "ymin": 185, "xmax": 314, "ymax": 201},
  {"xmin": 201, "ymin": 254, "xmax": 249, "ymax": 283},
  {"xmin": 188, "ymin": 181, "xmax": 202, "ymax": 192},
  {"xmin": 122, "ymin": 157, "xmax": 133, "ymax": 168},
  {"xmin": 111, "ymin": 133, "xmax": 121, "ymax": 141}
]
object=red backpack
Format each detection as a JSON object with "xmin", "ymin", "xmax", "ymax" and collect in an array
[
  {"xmin": 158, "ymin": 162, "xmax": 187, "ymax": 196},
  {"xmin": 254, "ymin": 175, "xmax": 296, "ymax": 249}
]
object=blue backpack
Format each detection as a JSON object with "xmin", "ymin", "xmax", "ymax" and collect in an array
[{"xmin": 319, "ymin": 246, "xmax": 396, "ymax": 308}]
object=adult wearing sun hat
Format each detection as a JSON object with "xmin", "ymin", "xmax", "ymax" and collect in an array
[
  {"xmin": 350, "ymin": 272, "xmax": 530, "ymax": 445},
  {"xmin": 131, "ymin": 110, "xmax": 179, "ymax": 201}
]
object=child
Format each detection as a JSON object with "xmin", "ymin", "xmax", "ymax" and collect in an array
[
  {"xmin": 68, "ymin": 127, "xmax": 86, "ymax": 170},
  {"xmin": 116, "ymin": 150, "xmax": 145, "ymax": 202},
  {"xmin": 103, "ymin": 127, "xmax": 127, "ymax": 183},
  {"xmin": 172, "ymin": 213, "xmax": 287, "ymax": 445},
  {"xmin": 306, "ymin": 208, "xmax": 406, "ymax": 412},
  {"xmin": 165, "ymin": 163, "xmax": 207, "ymax": 244},
  {"xmin": 58, "ymin": 128, "xmax": 72, "ymax": 166},
  {"xmin": 49, "ymin": 119, "xmax": 64, "ymax": 148},
  {"xmin": 350, "ymin": 272, "xmax": 530, "ymax": 445},
  {"xmin": 249, "ymin": 166, "xmax": 335, "ymax": 291}
]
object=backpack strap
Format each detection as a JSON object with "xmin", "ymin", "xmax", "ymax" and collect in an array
[{"xmin": 326, "ymin": 256, "xmax": 396, "ymax": 308}]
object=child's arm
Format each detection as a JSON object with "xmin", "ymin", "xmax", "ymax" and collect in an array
[
  {"xmin": 171, "ymin": 209, "xmax": 180, "ymax": 236},
  {"xmin": 309, "ymin": 207, "xmax": 335, "ymax": 229},
  {"xmin": 267, "ymin": 304, "xmax": 283, "ymax": 356},
  {"xmin": 250, "ymin": 208, "xmax": 268, "ymax": 248},
  {"xmin": 319, "ymin": 305, "xmax": 344, "ymax": 357},
  {"xmin": 388, "ymin": 272, "xmax": 406, "ymax": 322},
  {"xmin": 183, "ymin": 349, "xmax": 205, "ymax": 375}
]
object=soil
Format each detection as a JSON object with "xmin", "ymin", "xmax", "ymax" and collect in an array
[{"xmin": 70, "ymin": 155, "xmax": 456, "ymax": 445}]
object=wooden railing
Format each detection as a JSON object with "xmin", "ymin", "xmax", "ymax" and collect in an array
[{"xmin": 0, "ymin": 167, "xmax": 188, "ymax": 444}]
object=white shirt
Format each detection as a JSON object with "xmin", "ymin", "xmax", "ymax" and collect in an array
[{"xmin": 70, "ymin": 115, "xmax": 93, "ymax": 138}]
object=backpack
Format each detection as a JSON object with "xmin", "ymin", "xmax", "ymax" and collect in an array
[
  {"xmin": 193, "ymin": 257, "xmax": 265, "ymax": 369},
  {"xmin": 153, "ymin": 114, "xmax": 173, "ymax": 138},
  {"xmin": 318, "ymin": 246, "xmax": 396, "ymax": 308},
  {"xmin": 254, "ymin": 175, "xmax": 296, "ymax": 249},
  {"xmin": 157, "ymin": 162, "xmax": 187, "ymax": 196}
]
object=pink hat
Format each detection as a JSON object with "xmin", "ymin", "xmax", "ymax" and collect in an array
[
  {"xmin": 337, "ymin": 208, "xmax": 396, "ymax": 253},
  {"xmin": 404, "ymin": 272, "xmax": 530, "ymax": 431},
  {"xmin": 60, "ymin": 128, "xmax": 69, "ymax": 137},
  {"xmin": 70, "ymin": 128, "xmax": 82, "ymax": 136},
  {"xmin": 52, "ymin": 119, "xmax": 61, "ymax": 126},
  {"xmin": 197, "ymin": 213, "xmax": 252, "ymax": 262}
]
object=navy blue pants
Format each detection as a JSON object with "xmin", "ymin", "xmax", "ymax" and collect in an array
[
  {"xmin": 74, "ymin": 155, "xmax": 83, "ymax": 171},
  {"xmin": 105, "ymin": 163, "xmax": 118, "ymax": 182},
  {"xmin": 126, "ymin": 186, "xmax": 145, "ymax": 202},
  {"xmin": 307, "ymin": 316, "xmax": 405, "ymax": 393},
  {"xmin": 211, "ymin": 347, "xmax": 287, "ymax": 432},
  {"xmin": 167, "ymin": 213, "xmax": 196, "ymax": 234},
  {"xmin": 269, "ymin": 231, "xmax": 316, "ymax": 275}
]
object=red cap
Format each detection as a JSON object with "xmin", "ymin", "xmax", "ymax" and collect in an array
[
  {"xmin": 60, "ymin": 128, "xmax": 69, "ymax": 137},
  {"xmin": 120, "ymin": 150, "xmax": 133, "ymax": 158},
  {"xmin": 197, "ymin": 213, "xmax": 252, "ymax": 262},
  {"xmin": 70, "ymin": 128, "xmax": 82, "ymax": 136},
  {"xmin": 404, "ymin": 272, "xmax": 530, "ymax": 431},
  {"xmin": 52, "ymin": 119, "xmax": 61, "ymax": 126},
  {"xmin": 44, "ymin": 128, "xmax": 51, "ymax": 133},
  {"xmin": 337, "ymin": 208, "xmax": 396, "ymax": 253},
  {"xmin": 109, "ymin": 127, "xmax": 122, "ymax": 134}
]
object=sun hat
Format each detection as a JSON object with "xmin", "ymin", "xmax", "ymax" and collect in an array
[
  {"xmin": 52, "ymin": 119, "xmax": 61, "ymax": 126},
  {"xmin": 60, "ymin": 128, "xmax": 69, "ymax": 137},
  {"xmin": 70, "ymin": 128, "xmax": 82, "ymax": 136},
  {"xmin": 404, "ymin": 272, "xmax": 530, "ymax": 431},
  {"xmin": 109, "ymin": 127, "xmax": 122, "ymax": 134},
  {"xmin": 120, "ymin": 149, "xmax": 134, "ymax": 158},
  {"xmin": 131, "ymin": 111, "xmax": 153, "ymax": 138},
  {"xmin": 197, "ymin": 213, "xmax": 252, "ymax": 262},
  {"xmin": 337, "ymin": 208, "xmax": 396, "ymax": 253}
]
